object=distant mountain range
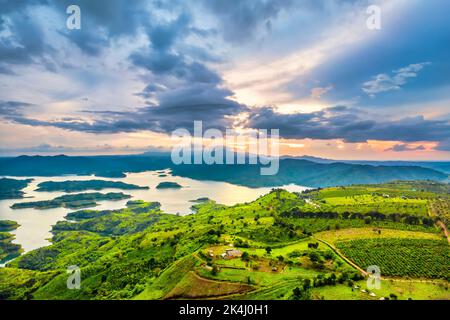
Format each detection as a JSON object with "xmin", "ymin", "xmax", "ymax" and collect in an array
[
  {"xmin": 282, "ymin": 155, "xmax": 450, "ymax": 174},
  {"xmin": 0, "ymin": 154, "xmax": 447, "ymax": 188}
]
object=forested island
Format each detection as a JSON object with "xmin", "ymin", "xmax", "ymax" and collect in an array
[
  {"xmin": 156, "ymin": 182, "xmax": 183, "ymax": 189},
  {"xmin": 35, "ymin": 180, "xmax": 148, "ymax": 193},
  {"xmin": 0, "ymin": 220, "xmax": 20, "ymax": 232},
  {"xmin": 11, "ymin": 192, "xmax": 131, "ymax": 210},
  {"xmin": 0, "ymin": 178, "xmax": 33, "ymax": 200}
]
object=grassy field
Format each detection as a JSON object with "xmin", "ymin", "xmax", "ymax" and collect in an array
[
  {"xmin": 312, "ymin": 279, "xmax": 450, "ymax": 300},
  {"xmin": 315, "ymin": 228, "xmax": 444, "ymax": 244}
]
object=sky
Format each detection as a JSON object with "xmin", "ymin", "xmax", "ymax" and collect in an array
[{"xmin": 0, "ymin": 0, "xmax": 449, "ymax": 160}]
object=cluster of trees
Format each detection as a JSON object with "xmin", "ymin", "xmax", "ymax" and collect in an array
[
  {"xmin": 311, "ymin": 271, "xmax": 364, "ymax": 289},
  {"xmin": 292, "ymin": 279, "xmax": 312, "ymax": 300},
  {"xmin": 282, "ymin": 208, "xmax": 436, "ymax": 227},
  {"xmin": 291, "ymin": 271, "xmax": 363, "ymax": 300},
  {"xmin": 233, "ymin": 238, "xmax": 250, "ymax": 248}
]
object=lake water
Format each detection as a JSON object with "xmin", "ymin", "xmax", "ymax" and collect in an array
[{"xmin": 0, "ymin": 170, "xmax": 308, "ymax": 264}]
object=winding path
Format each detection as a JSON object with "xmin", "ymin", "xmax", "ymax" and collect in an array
[
  {"xmin": 313, "ymin": 237, "xmax": 368, "ymax": 276},
  {"xmin": 437, "ymin": 220, "xmax": 450, "ymax": 244}
]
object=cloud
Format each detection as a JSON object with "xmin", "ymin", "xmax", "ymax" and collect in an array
[
  {"xmin": 384, "ymin": 144, "xmax": 426, "ymax": 152},
  {"xmin": 0, "ymin": 0, "xmax": 449, "ymax": 160},
  {"xmin": 363, "ymin": 62, "xmax": 431, "ymax": 97},
  {"xmin": 0, "ymin": 143, "xmax": 73, "ymax": 155},
  {"xmin": 0, "ymin": 100, "xmax": 34, "ymax": 116},
  {"xmin": 283, "ymin": 1, "xmax": 450, "ymax": 108},
  {"xmin": 435, "ymin": 139, "xmax": 450, "ymax": 152},
  {"xmin": 0, "ymin": 1, "xmax": 243, "ymax": 136},
  {"xmin": 125, "ymin": 9, "xmax": 241, "ymax": 133},
  {"xmin": 5, "ymin": 84, "xmax": 247, "ymax": 134},
  {"xmin": 52, "ymin": 0, "xmax": 152, "ymax": 55},
  {"xmin": 8, "ymin": 101, "xmax": 448, "ymax": 149},
  {"xmin": 246, "ymin": 106, "xmax": 450, "ymax": 143},
  {"xmin": 0, "ymin": 143, "xmax": 163, "ymax": 156},
  {"xmin": 0, "ymin": 6, "xmax": 50, "ymax": 66},
  {"xmin": 200, "ymin": 0, "xmax": 296, "ymax": 43},
  {"xmin": 310, "ymin": 85, "xmax": 333, "ymax": 99}
]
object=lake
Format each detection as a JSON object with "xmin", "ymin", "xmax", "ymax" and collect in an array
[{"xmin": 0, "ymin": 170, "xmax": 308, "ymax": 264}]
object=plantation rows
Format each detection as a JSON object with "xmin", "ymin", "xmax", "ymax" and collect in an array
[{"xmin": 336, "ymin": 238, "xmax": 449, "ymax": 279}]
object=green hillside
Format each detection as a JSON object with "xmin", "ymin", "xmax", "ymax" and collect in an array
[{"xmin": 0, "ymin": 181, "xmax": 448, "ymax": 300}]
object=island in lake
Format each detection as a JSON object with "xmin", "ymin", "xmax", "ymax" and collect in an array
[
  {"xmin": 0, "ymin": 220, "xmax": 20, "ymax": 232},
  {"xmin": 0, "ymin": 220, "xmax": 22, "ymax": 263},
  {"xmin": 189, "ymin": 197, "xmax": 210, "ymax": 203},
  {"xmin": 0, "ymin": 178, "xmax": 33, "ymax": 200},
  {"xmin": 11, "ymin": 192, "xmax": 131, "ymax": 210},
  {"xmin": 35, "ymin": 180, "xmax": 149, "ymax": 193},
  {"xmin": 155, "ymin": 182, "xmax": 183, "ymax": 189},
  {"xmin": 94, "ymin": 172, "xmax": 127, "ymax": 178}
]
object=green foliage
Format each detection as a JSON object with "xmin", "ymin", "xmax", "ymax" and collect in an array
[
  {"xmin": 36, "ymin": 180, "xmax": 148, "ymax": 192},
  {"xmin": 155, "ymin": 182, "xmax": 182, "ymax": 189},
  {"xmin": 0, "ymin": 232, "xmax": 22, "ymax": 263},
  {"xmin": 11, "ymin": 192, "xmax": 131, "ymax": 210},
  {"xmin": 0, "ymin": 178, "xmax": 32, "ymax": 200},
  {"xmin": 0, "ymin": 220, "xmax": 20, "ymax": 232},
  {"xmin": 337, "ymin": 238, "xmax": 450, "ymax": 279},
  {"xmin": 0, "ymin": 220, "xmax": 22, "ymax": 263}
]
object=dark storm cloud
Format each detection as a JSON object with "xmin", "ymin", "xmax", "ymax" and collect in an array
[
  {"xmin": 0, "ymin": 100, "xmax": 34, "ymax": 116},
  {"xmin": 200, "ymin": 0, "xmax": 370, "ymax": 44},
  {"xmin": 0, "ymin": 6, "xmax": 49, "ymax": 66},
  {"xmin": 246, "ymin": 106, "xmax": 450, "ymax": 143},
  {"xmin": 435, "ymin": 139, "xmax": 450, "ymax": 152},
  {"xmin": 127, "ymin": 8, "xmax": 235, "ymax": 130},
  {"xmin": 6, "ymin": 84, "xmax": 247, "ymax": 134},
  {"xmin": 200, "ymin": 0, "xmax": 296, "ymax": 43},
  {"xmin": 129, "ymin": 10, "xmax": 220, "ymax": 85},
  {"xmin": 4, "ymin": 98, "xmax": 449, "ymax": 148},
  {"xmin": 131, "ymin": 51, "xmax": 221, "ymax": 84},
  {"xmin": 0, "ymin": 0, "xmax": 237, "ymax": 132},
  {"xmin": 384, "ymin": 144, "xmax": 426, "ymax": 152},
  {"xmin": 51, "ymin": 0, "xmax": 151, "ymax": 56},
  {"xmin": 0, "ymin": 0, "xmax": 152, "ymax": 67}
]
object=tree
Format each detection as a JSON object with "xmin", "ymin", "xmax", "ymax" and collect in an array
[
  {"xmin": 211, "ymin": 265, "xmax": 220, "ymax": 276},
  {"xmin": 292, "ymin": 286, "xmax": 311, "ymax": 300},
  {"xmin": 303, "ymin": 279, "xmax": 311, "ymax": 290},
  {"xmin": 292, "ymin": 287, "xmax": 302, "ymax": 299},
  {"xmin": 389, "ymin": 293, "xmax": 398, "ymax": 300},
  {"xmin": 241, "ymin": 251, "xmax": 250, "ymax": 262},
  {"xmin": 308, "ymin": 251, "xmax": 321, "ymax": 262},
  {"xmin": 265, "ymin": 246, "xmax": 272, "ymax": 255}
]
